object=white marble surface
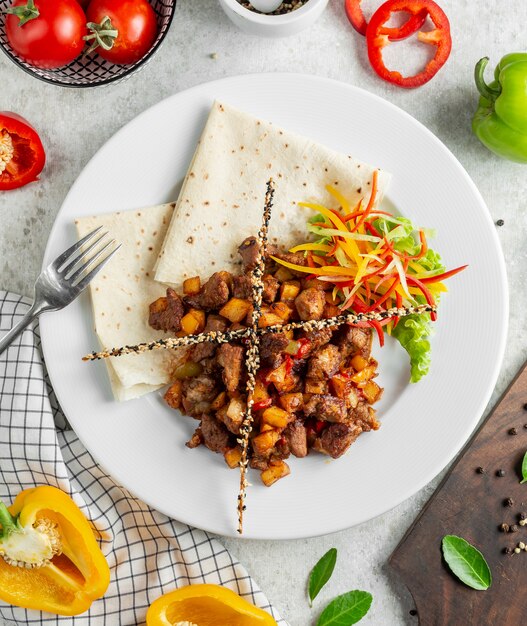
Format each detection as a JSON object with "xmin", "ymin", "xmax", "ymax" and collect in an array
[{"xmin": 1, "ymin": 0, "xmax": 526, "ymax": 624}]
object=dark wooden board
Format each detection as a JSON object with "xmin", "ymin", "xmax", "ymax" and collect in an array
[{"xmin": 390, "ymin": 362, "xmax": 527, "ymax": 625}]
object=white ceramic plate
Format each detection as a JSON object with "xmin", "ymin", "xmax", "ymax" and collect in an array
[{"xmin": 40, "ymin": 74, "xmax": 508, "ymax": 539}]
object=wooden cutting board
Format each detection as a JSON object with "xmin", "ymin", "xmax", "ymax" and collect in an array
[{"xmin": 390, "ymin": 362, "xmax": 527, "ymax": 625}]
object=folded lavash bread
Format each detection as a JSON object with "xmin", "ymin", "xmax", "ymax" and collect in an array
[
  {"xmin": 76, "ymin": 204, "xmax": 186, "ymax": 401},
  {"xmin": 154, "ymin": 101, "xmax": 392, "ymax": 287}
]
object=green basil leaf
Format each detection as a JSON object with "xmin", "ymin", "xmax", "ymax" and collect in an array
[
  {"xmin": 441, "ymin": 535, "xmax": 492, "ymax": 590},
  {"xmin": 308, "ymin": 548, "xmax": 337, "ymax": 606},
  {"xmin": 317, "ymin": 590, "xmax": 372, "ymax": 626},
  {"xmin": 520, "ymin": 450, "xmax": 527, "ymax": 484}
]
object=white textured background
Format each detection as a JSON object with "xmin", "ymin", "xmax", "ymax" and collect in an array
[{"xmin": 1, "ymin": 0, "xmax": 526, "ymax": 624}]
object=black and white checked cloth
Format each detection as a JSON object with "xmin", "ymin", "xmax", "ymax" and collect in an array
[{"xmin": 0, "ymin": 292, "xmax": 287, "ymax": 626}]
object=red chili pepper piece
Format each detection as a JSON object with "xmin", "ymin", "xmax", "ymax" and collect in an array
[
  {"xmin": 252, "ymin": 398, "xmax": 273, "ymax": 411},
  {"xmin": 366, "ymin": 0, "xmax": 452, "ymax": 88},
  {"xmin": 345, "ymin": 0, "xmax": 427, "ymax": 40},
  {"xmin": 295, "ymin": 338, "xmax": 312, "ymax": 359}
]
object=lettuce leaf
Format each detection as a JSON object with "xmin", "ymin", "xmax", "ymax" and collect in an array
[{"xmin": 391, "ymin": 314, "xmax": 433, "ymax": 383}]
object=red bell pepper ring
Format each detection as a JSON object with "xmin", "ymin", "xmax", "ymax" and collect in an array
[
  {"xmin": 345, "ymin": 0, "xmax": 427, "ymax": 40},
  {"xmin": 0, "ymin": 112, "xmax": 45, "ymax": 190},
  {"xmin": 366, "ymin": 0, "xmax": 452, "ymax": 88}
]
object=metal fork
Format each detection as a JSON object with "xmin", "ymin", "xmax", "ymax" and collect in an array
[{"xmin": 0, "ymin": 227, "xmax": 121, "ymax": 356}]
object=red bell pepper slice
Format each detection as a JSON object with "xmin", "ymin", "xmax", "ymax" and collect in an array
[
  {"xmin": 366, "ymin": 0, "xmax": 452, "ymax": 88},
  {"xmin": 0, "ymin": 112, "xmax": 45, "ymax": 190},
  {"xmin": 418, "ymin": 264, "xmax": 467, "ymax": 284},
  {"xmin": 405, "ymin": 274, "xmax": 437, "ymax": 320},
  {"xmin": 345, "ymin": 0, "xmax": 427, "ymax": 40},
  {"xmin": 253, "ymin": 398, "xmax": 273, "ymax": 411}
]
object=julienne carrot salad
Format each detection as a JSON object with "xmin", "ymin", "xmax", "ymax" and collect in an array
[{"xmin": 272, "ymin": 171, "xmax": 467, "ymax": 383}]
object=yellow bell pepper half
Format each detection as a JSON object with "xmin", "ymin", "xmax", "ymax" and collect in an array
[
  {"xmin": 0, "ymin": 485, "xmax": 110, "ymax": 616},
  {"xmin": 146, "ymin": 584, "xmax": 278, "ymax": 626}
]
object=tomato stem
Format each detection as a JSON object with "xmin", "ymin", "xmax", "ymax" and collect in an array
[
  {"xmin": 5, "ymin": 0, "xmax": 39, "ymax": 27},
  {"xmin": 84, "ymin": 16, "xmax": 118, "ymax": 55}
]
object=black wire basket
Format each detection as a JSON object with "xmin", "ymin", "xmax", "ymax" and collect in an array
[{"xmin": 0, "ymin": 0, "xmax": 177, "ymax": 88}]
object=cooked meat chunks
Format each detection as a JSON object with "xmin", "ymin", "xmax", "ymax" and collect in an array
[
  {"xmin": 284, "ymin": 420, "xmax": 308, "ymax": 458},
  {"xmin": 186, "ymin": 429, "xmax": 203, "ymax": 449},
  {"xmin": 336, "ymin": 325, "xmax": 372, "ymax": 359},
  {"xmin": 295, "ymin": 288, "xmax": 325, "ymax": 321},
  {"xmin": 307, "ymin": 344, "xmax": 341, "ymax": 379},
  {"xmin": 149, "ymin": 288, "xmax": 184, "ymax": 332},
  {"xmin": 200, "ymin": 415, "xmax": 230, "ymax": 453},
  {"xmin": 259, "ymin": 332, "xmax": 289, "ymax": 367},
  {"xmin": 217, "ymin": 344, "xmax": 244, "ymax": 393},
  {"xmin": 238, "ymin": 236, "xmax": 260, "ymax": 272},
  {"xmin": 181, "ymin": 375, "xmax": 218, "ymax": 416},
  {"xmin": 314, "ymin": 422, "xmax": 363, "ymax": 459},
  {"xmin": 349, "ymin": 401, "xmax": 380, "ymax": 432},
  {"xmin": 299, "ymin": 327, "xmax": 333, "ymax": 351},
  {"xmin": 304, "ymin": 394, "xmax": 347, "ymax": 423},
  {"xmin": 191, "ymin": 314, "xmax": 228, "ymax": 361},
  {"xmin": 233, "ymin": 274, "xmax": 252, "ymax": 299},
  {"xmin": 267, "ymin": 245, "xmax": 309, "ymax": 268},
  {"xmin": 185, "ymin": 272, "xmax": 231, "ymax": 310},
  {"xmin": 262, "ymin": 275, "xmax": 279, "ymax": 303}
]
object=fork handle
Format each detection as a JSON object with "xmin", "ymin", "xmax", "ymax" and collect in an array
[{"xmin": 0, "ymin": 303, "xmax": 42, "ymax": 357}]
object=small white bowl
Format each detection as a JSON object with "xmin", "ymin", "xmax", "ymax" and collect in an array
[{"xmin": 218, "ymin": 0, "xmax": 329, "ymax": 38}]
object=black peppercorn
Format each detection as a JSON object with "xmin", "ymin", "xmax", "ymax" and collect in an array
[
  {"xmin": 510, "ymin": 524, "xmax": 520, "ymax": 533},
  {"xmin": 476, "ymin": 466, "xmax": 485, "ymax": 474},
  {"xmin": 505, "ymin": 498, "xmax": 514, "ymax": 507},
  {"xmin": 409, "ymin": 609, "xmax": 418, "ymax": 617},
  {"xmin": 497, "ymin": 469, "xmax": 506, "ymax": 477},
  {"xmin": 520, "ymin": 512, "xmax": 527, "ymax": 521},
  {"xmin": 524, "ymin": 403, "xmax": 527, "ymax": 411},
  {"xmin": 509, "ymin": 427, "xmax": 518, "ymax": 436},
  {"xmin": 504, "ymin": 547, "xmax": 513, "ymax": 555},
  {"xmin": 496, "ymin": 219, "xmax": 504, "ymax": 226}
]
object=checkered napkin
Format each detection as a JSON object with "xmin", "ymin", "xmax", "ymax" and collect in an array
[{"xmin": 0, "ymin": 292, "xmax": 287, "ymax": 626}]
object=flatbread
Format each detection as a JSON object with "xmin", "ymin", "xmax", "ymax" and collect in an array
[
  {"xmin": 76, "ymin": 204, "xmax": 186, "ymax": 401},
  {"xmin": 154, "ymin": 101, "xmax": 392, "ymax": 287}
]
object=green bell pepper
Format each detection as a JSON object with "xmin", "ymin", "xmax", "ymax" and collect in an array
[{"xmin": 472, "ymin": 53, "xmax": 527, "ymax": 163}]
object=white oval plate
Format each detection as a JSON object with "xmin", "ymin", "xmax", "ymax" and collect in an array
[{"xmin": 40, "ymin": 74, "xmax": 507, "ymax": 539}]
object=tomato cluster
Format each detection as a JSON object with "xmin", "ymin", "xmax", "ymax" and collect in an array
[{"xmin": 5, "ymin": 0, "xmax": 158, "ymax": 69}]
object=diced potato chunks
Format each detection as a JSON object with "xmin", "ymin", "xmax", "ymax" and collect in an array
[
  {"xmin": 252, "ymin": 429, "xmax": 281, "ymax": 456},
  {"xmin": 211, "ymin": 391, "xmax": 227, "ymax": 411},
  {"xmin": 149, "ymin": 296, "xmax": 168, "ymax": 314},
  {"xmin": 325, "ymin": 291, "xmax": 339, "ymax": 305},
  {"xmin": 350, "ymin": 364, "xmax": 376, "ymax": 383},
  {"xmin": 261, "ymin": 460, "xmax": 290, "ymax": 487},
  {"xmin": 284, "ymin": 330, "xmax": 294, "ymax": 340},
  {"xmin": 262, "ymin": 406, "xmax": 290, "ymax": 429},
  {"xmin": 270, "ymin": 302, "xmax": 293, "ymax": 321},
  {"xmin": 258, "ymin": 311, "xmax": 285, "ymax": 328},
  {"xmin": 164, "ymin": 380, "xmax": 182, "ymax": 409},
  {"xmin": 330, "ymin": 373, "xmax": 349, "ymax": 399},
  {"xmin": 305, "ymin": 377, "xmax": 328, "ymax": 394},
  {"xmin": 273, "ymin": 375, "xmax": 297, "ymax": 394},
  {"xmin": 260, "ymin": 422, "xmax": 275, "ymax": 433},
  {"xmin": 278, "ymin": 392, "xmax": 303, "ymax": 413},
  {"xmin": 181, "ymin": 309, "xmax": 205, "ymax": 334},
  {"xmin": 183, "ymin": 276, "xmax": 201, "ymax": 295},
  {"xmin": 226, "ymin": 397, "xmax": 245, "ymax": 422},
  {"xmin": 280, "ymin": 280, "xmax": 301, "ymax": 301},
  {"xmin": 275, "ymin": 267, "xmax": 294, "ymax": 282},
  {"xmin": 350, "ymin": 354, "xmax": 369, "ymax": 372},
  {"xmin": 173, "ymin": 361, "xmax": 203, "ymax": 379},
  {"xmin": 267, "ymin": 360, "xmax": 289, "ymax": 385},
  {"xmin": 253, "ymin": 379, "xmax": 271, "ymax": 405},
  {"xmin": 362, "ymin": 380, "xmax": 383, "ymax": 404},
  {"xmin": 224, "ymin": 446, "xmax": 242, "ymax": 469},
  {"xmin": 220, "ymin": 298, "xmax": 252, "ymax": 323}
]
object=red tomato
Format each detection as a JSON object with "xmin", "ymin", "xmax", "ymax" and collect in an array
[
  {"xmin": 5, "ymin": 0, "xmax": 87, "ymax": 70},
  {"xmin": 0, "ymin": 112, "xmax": 46, "ymax": 191},
  {"xmin": 85, "ymin": 0, "xmax": 157, "ymax": 65}
]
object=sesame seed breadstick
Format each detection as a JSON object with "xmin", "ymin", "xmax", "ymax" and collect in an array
[{"xmin": 237, "ymin": 179, "xmax": 275, "ymax": 534}]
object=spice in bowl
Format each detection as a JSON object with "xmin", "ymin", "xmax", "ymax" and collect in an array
[{"xmin": 238, "ymin": 0, "xmax": 306, "ymax": 15}]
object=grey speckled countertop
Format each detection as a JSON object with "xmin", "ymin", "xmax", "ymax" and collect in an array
[{"xmin": 1, "ymin": 0, "xmax": 526, "ymax": 624}]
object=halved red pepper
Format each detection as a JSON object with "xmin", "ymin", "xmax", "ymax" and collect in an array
[
  {"xmin": 0, "ymin": 112, "xmax": 45, "ymax": 190},
  {"xmin": 345, "ymin": 0, "xmax": 427, "ymax": 40},
  {"xmin": 366, "ymin": 0, "xmax": 452, "ymax": 88}
]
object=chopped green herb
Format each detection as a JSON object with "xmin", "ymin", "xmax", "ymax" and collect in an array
[
  {"xmin": 441, "ymin": 535, "xmax": 491, "ymax": 590},
  {"xmin": 308, "ymin": 548, "xmax": 337, "ymax": 606},
  {"xmin": 316, "ymin": 590, "xmax": 373, "ymax": 626}
]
